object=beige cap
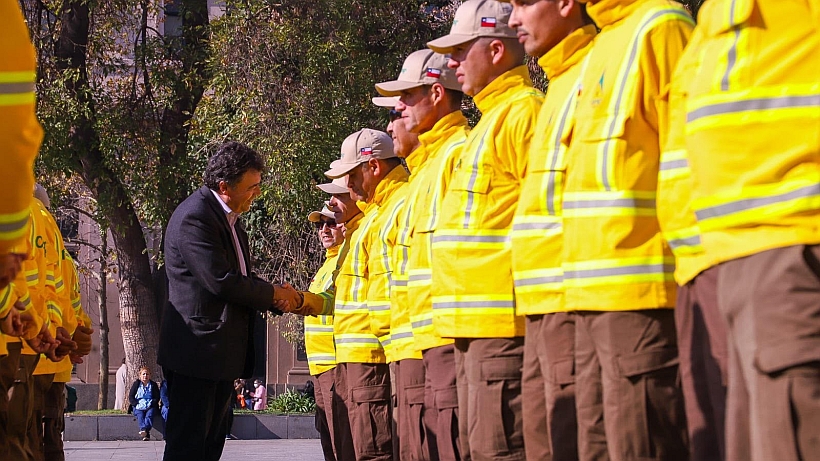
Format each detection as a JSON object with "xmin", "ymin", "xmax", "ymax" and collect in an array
[
  {"xmin": 317, "ymin": 164, "xmax": 349, "ymax": 194},
  {"xmin": 34, "ymin": 184, "xmax": 50, "ymax": 210},
  {"xmin": 372, "ymin": 96, "xmax": 398, "ymax": 108},
  {"xmin": 427, "ymin": 0, "xmax": 516, "ymax": 54},
  {"xmin": 375, "ymin": 50, "xmax": 461, "ymax": 96},
  {"xmin": 307, "ymin": 205, "xmax": 336, "ymax": 223},
  {"xmin": 324, "ymin": 129, "xmax": 395, "ymax": 179}
]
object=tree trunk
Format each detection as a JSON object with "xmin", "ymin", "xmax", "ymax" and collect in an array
[
  {"xmin": 97, "ymin": 232, "xmax": 109, "ymax": 410},
  {"xmin": 54, "ymin": 0, "xmax": 161, "ymax": 383}
]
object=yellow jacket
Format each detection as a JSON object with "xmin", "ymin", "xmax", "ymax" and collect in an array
[
  {"xmin": 432, "ymin": 66, "xmax": 543, "ymax": 338},
  {"xmin": 511, "ymin": 25, "xmax": 596, "ymax": 316},
  {"xmin": 684, "ymin": 0, "xmax": 820, "ymax": 263},
  {"xmin": 334, "ymin": 167, "xmax": 408, "ymax": 363},
  {"xmin": 657, "ymin": 26, "xmax": 714, "ymax": 286},
  {"xmin": 408, "ymin": 112, "xmax": 469, "ymax": 351},
  {"xmin": 0, "ymin": 3, "xmax": 42, "ymax": 253},
  {"xmin": 304, "ymin": 246, "xmax": 341, "ymax": 376},
  {"xmin": 562, "ymin": 0, "xmax": 693, "ymax": 312},
  {"xmin": 54, "ymin": 251, "xmax": 86, "ymax": 382},
  {"xmin": 366, "ymin": 168, "xmax": 409, "ymax": 363}
]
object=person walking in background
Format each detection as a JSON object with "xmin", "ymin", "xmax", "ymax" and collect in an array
[
  {"xmin": 251, "ymin": 379, "xmax": 267, "ymax": 411},
  {"xmin": 128, "ymin": 367, "xmax": 160, "ymax": 441},
  {"xmin": 114, "ymin": 359, "xmax": 127, "ymax": 411}
]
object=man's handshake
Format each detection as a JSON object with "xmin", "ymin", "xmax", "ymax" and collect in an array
[{"xmin": 273, "ymin": 283, "xmax": 303, "ymax": 313}]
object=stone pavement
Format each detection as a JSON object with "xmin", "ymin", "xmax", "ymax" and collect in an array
[{"xmin": 64, "ymin": 440, "xmax": 323, "ymax": 460}]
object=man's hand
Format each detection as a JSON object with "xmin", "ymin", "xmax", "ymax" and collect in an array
[
  {"xmin": 25, "ymin": 323, "xmax": 59, "ymax": 357},
  {"xmin": 273, "ymin": 283, "xmax": 302, "ymax": 313},
  {"xmin": 0, "ymin": 301, "xmax": 28, "ymax": 337},
  {"xmin": 52, "ymin": 326, "xmax": 77, "ymax": 361},
  {"xmin": 72, "ymin": 325, "xmax": 94, "ymax": 357},
  {"xmin": 0, "ymin": 253, "xmax": 24, "ymax": 290}
]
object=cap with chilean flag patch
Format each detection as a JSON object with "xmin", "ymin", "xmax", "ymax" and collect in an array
[
  {"xmin": 480, "ymin": 17, "xmax": 497, "ymax": 28},
  {"xmin": 360, "ymin": 147, "xmax": 373, "ymax": 156},
  {"xmin": 426, "ymin": 68, "xmax": 442, "ymax": 79}
]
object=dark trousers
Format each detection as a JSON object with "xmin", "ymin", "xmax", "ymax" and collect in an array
[
  {"xmin": 718, "ymin": 245, "xmax": 820, "ymax": 461},
  {"xmin": 523, "ymin": 313, "xmax": 578, "ymax": 461},
  {"xmin": 423, "ymin": 344, "xmax": 462, "ymax": 461},
  {"xmin": 575, "ymin": 310, "xmax": 688, "ymax": 461},
  {"xmin": 675, "ymin": 267, "xmax": 728, "ymax": 461},
  {"xmin": 162, "ymin": 368, "xmax": 233, "ymax": 461},
  {"xmin": 0, "ymin": 342, "xmax": 22, "ymax": 460},
  {"xmin": 30, "ymin": 373, "xmax": 55, "ymax": 461},
  {"xmin": 396, "ymin": 358, "xmax": 437, "ymax": 461},
  {"xmin": 315, "ymin": 370, "xmax": 337, "ymax": 461},
  {"xmin": 43, "ymin": 381, "xmax": 65, "ymax": 461},
  {"xmin": 454, "ymin": 337, "xmax": 525, "ymax": 461},
  {"xmin": 334, "ymin": 362, "xmax": 392, "ymax": 461},
  {"xmin": 6, "ymin": 352, "xmax": 39, "ymax": 461}
]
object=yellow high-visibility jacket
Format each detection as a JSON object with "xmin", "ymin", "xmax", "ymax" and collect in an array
[
  {"xmin": 304, "ymin": 246, "xmax": 341, "ymax": 376},
  {"xmin": 0, "ymin": 3, "xmax": 42, "ymax": 253},
  {"xmin": 684, "ymin": 0, "xmax": 820, "ymax": 263},
  {"xmin": 408, "ymin": 112, "xmax": 469, "ymax": 352},
  {"xmin": 54, "ymin": 251, "xmax": 86, "ymax": 382},
  {"xmin": 1, "ymin": 211, "xmax": 42, "ymax": 352},
  {"xmin": 366, "ymin": 169, "xmax": 408, "ymax": 363},
  {"xmin": 334, "ymin": 167, "xmax": 408, "ymax": 364},
  {"xmin": 657, "ymin": 26, "xmax": 715, "ymax": 286},
  {"xmin": 36, "ymin": 203, "xmax": 77, "ymax": 376},
  {"xmin": 562, "ymin": 0, "xmax": 693, "ymax": 312},
  {"xmin": 512, "ymin": 25, "xmax": 596, "ymax": 316},
  {"xmin": 432, "ymin": 66, "xmax": 543, "ymax": 338},
  {"xmin": 16, "ymin": 200, "xmax": 55, "ymax": 356}
]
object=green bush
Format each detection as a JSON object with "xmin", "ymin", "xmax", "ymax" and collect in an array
[{"xmin": 268, "ymin": 389, "xmax": 316, "ymax": 414}]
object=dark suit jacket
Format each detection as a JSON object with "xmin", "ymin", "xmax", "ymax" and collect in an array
[{"xmin": 158, "ymin": 186, "xmax": 278, "ymax": 382}]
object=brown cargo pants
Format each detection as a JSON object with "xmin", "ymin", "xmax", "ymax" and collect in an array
[
  {"xmin": 334, "ymin": 362, "xmax": 392, "ymax": 460},
  {"xmin": 423, "ymin": 344, "xmax": 462, "ymax": 461}
]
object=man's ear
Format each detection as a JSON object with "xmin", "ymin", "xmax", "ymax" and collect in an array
[
  {"xmin": 218, "ymin": 180, "xmax": 229, "ymax": 194},
  {"xmin": 368, "ymin": 158, "xmax": 382, "ymax": 177},
  {"xmin": 430, "ymin": 83, "xmax": 446, "ymax": 106},
  {"xmin": 489, "ymin": 39, "xmax": 506, "ymax": 66},
  {"xmin": 559, "ymin": 0, "xmax": 575, "ymax": 18}
]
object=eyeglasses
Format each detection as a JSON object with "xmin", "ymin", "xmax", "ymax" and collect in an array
[
  {"xmin": 313, "ymin": 220, "xmax": 337, "ymax": 229},
  {"xmin": 388, "ymin": 109, "xmax": 402, "ymax": 122}
]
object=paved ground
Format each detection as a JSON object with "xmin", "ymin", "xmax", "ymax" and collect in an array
[{"xmin": 64, "ymin": 440, "xmax": 323, "ymax": 460}]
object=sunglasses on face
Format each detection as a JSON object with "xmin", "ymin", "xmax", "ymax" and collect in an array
[
  {"xmin": 388, "ymin": 109, "xmax": 402, "ymax": 122},
  {"xmin": 313, "ymin": 220, "xmax": 337, "ymax": 229}
]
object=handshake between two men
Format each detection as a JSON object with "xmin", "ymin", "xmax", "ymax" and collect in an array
[{"xmin": 272, "ymin": 283, "xmax": 321, "ymax": 316}]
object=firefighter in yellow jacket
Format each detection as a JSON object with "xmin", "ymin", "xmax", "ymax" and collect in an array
[
  {"xmin": 563, "ymin": 0, "xmax": 692, "ymax": 459},
  {"xmin": 427, "ymin": 1, "xmax": 544, "ymax": 458},
  {"xmin": 323, "ymin": 129, "xmax": 407, "ymax": 461},
  {"xmin": 683, "ymin": 2, "xmax": 820, "ymax": 460},
  {"xmin": 504, "ymin": 0, "xmax": 595, "ymax": 459},
  {"xmin": 376, "ymin": 48, "xmax": 467, "ymax": 461},
  {"xmin": 0, "ymin": 1, "xmax": 43, "ymax": 291}
]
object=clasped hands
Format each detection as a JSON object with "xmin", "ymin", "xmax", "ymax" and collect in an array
[{"xmin": 272, "ymin": 283, "xmax": 304, "ymax": 314}]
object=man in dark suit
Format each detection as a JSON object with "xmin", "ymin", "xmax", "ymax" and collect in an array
[{"xmin": 158, "ymin": 141, "xmax": 299, "ymax": 461}]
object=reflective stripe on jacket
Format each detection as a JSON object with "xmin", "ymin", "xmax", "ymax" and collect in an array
[
  {"xmin": 562, "ymin": 0, "xmax": 693, "ymax": 311},
  {"xmin": 0, "ymin": 3, "xmax": 42, "ymax": 253},
  {"xmin": 304, "ymin": 247, "xmax": 340, "ymax": 375},
  {"xmin": 407, "ymin": 112, "xmax": 469, "ymax": 351},
  {"xmin": 432, "ymin": 66, "xmax": 543, "ymax": 338},
  {"xmin": 511, "ymin": 25, "xmax": 596, "ymax": 316},
  {"xmin": 333, "ymin": 167, "xmax": 408, "ymax": 363},
  {"xmin": 685, "ymin": 0, "xmax": 820, "ymax": 263}
]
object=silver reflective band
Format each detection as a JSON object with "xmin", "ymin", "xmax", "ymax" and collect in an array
[
  {"xmin": 335, "ymin": 337, "xmax": 381, "ymax": 344},
  {"xmin": 26, "ymin": 274, "xmax": 38, "ymax": 282},
  {"xmin": 564, "ymin": 198, "xmax": 656, "ymax": 209},
  {"xmin": 305, "ymin": 326, "xmax": 334, "ymax": 332},
  {"xmin": 335, "ymin": 302, "xmax": 367, "ymax": 312},
  {"xmin": 513, "ymin": 275, "xmax": 563, "ymax": 287},
  {"xmin": 0, "ymin": 82, "xmax": 34, "ymax": 95},
  {"xmin": 0, "ymin": 215, "xmax": 29, "ymax": 233},
  {"xmin": 660, "ymin": 158, "xmax": 688, "ymax": 171},
  {"xmin": 695, "ymin": 183, "xmax": 820, "ymax": 221},
  {"xmin": 565, "ymin": 263, "xmax": 675, "ymax": 279},
  {"xmin": 666, "ymin": 234, "xmax": 702, "ymax": 249},
  {"xmin": 512, "ymin": 222, "xmax": 561, "ymax": 231},
  {"xmin": 408, "ymin": 273, "xmax": 432, "ymax": 283},
  {"xmin": 381, "ymin": 338, "xmax": 392, "ymax": 346},
  {"xmin": 308, "ymin": 355, "xmax": 336, "ymax": 362},
  {"xmin": 433, "ymin": 300, "xmax": 515, "ymax": 309},
  {"xmin": 392, "ymin": 279, "xmax": 408, "ymax": 287},
  {"xmin": 368, "ymin": 304, "xmax": 390, "ymax": 312},
  {"xmin": 688, "ymin": 94, "xmax": 820, "ymax": 124},
  {"xmin": 433, "ymin": 234, "xmax": 510, "ymax": 244},
  {"xmin": 412, "ymin": 318, "xmax": 433, "ymax": 329},
  {"xmin": 721, "ymin": 0, "xmax": 740, "ymax": 91},
  {"xmin": 391, "ymin": 332, "xmax": 414, "ymax": 340}
]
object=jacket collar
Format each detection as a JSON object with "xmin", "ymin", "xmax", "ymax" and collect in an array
[
  {"xmin": 326, "ymin": 245, "xmax": 341, "ymax": 259},
  {"xmin": 472, "ymin": 65, "xmax": 533, "ymax": 115},
  {"xmin": 587, "ymin": 0, "xmax": 645, "ymax": 29},
  {"xmin": 539, "ymin": 25, "xmax": 598, "ymax": 80},
  {"xmin": 365, "ymin": 165, "xmax": 409, "ymax": 212},
  {"xmin": 416, "ymin": 111, "xmax": 470, "ymax": 164}
]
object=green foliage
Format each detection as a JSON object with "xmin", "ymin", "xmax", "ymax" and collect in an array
[{"xmin": 268, "ymin": 389, "xmax": 316, "ymax": 414}]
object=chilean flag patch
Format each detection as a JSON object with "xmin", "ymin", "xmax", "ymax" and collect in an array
[
  {"xmin": 360, "ymin": 147, "xmax": 373, "ymax": 156},
  {"xmin": 426, "ymin": 68, "xmax": 442, "ymax": 79},
  {"xmin": 480, "ymin": 17, "xmax": 497, "ymax": 27}
]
